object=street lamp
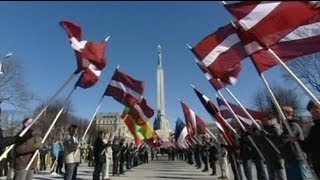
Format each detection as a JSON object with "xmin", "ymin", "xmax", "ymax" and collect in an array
[{"xmin": 0, "ymin": 52, "xmax": 13, "ymax": 75}]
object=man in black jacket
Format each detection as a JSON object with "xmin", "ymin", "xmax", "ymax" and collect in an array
[
  {"xmin": 0, "ymin": 126, "xmax": 17, "ymax": 176},
  {"xmin": 112, "ymin": 138, "xmax": 121, "ymax": 176},
  {"xmin": 0, "ymin": 128, "xmax": 17, "ymax": 149},
  {"xmin": 300, "ymin": 100, "xmax": 320, "ymax": 179},
  {"xmin": 92, "ymin": 131, "xmax": 107, "ymax": 180}
]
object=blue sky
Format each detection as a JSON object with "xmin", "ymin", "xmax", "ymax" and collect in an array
[{"xmin": 0, "ymin": 2, "xmax": 311, "ymax": 129}]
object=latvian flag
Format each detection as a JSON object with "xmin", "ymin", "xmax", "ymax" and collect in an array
[
  {"xmin": 216, "ymin": 97, "xmax": 267, "ymax": 125},
  {"xmin": 104, "ymin": 68, "xmax": 145, "ymax": 107}
]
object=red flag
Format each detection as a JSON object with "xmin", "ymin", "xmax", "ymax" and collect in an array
[
  {"xmin": 60, "ymin": 20, "xmax": 107, "ymax": 73},
  {"xmin": 192, "ymin": 87, "xmax": 235, "ymax": 146},
  {"xmin": 224, "ymin": 1, "xmax": 319, "ymax": 47},
  {"xmin": 104, "ymin": 69, "xmax": 145, "ymax": 107},
  {"xmin": 195, "ymin": 60, "xmax": 229, "ymax": 90},
  {"xmin": 75, "ymin": 65, "xmax": 101, "ymax": 89},
  {"xmin": 60, "ymin": 20, "xmax": 82, "ymax": 41},
  {"xmin": 180, "ymin": 101, "xmax": 207, "ymax": 136},
  {"xmin": 196, "ymin": 115, "xmax": 208, "ymax": 135},
  {"xmin": 216, "ymin": 97, "xmax": 267, "ymax": 126},
  {"xmin": 251, "ymin": 14, "xmax": 320, "ymax": 73},
  {"xmin": 191, "ymin": 24, "xmax": 246, "ymax": 84}
]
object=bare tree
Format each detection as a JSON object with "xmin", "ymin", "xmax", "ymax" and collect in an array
[
  {"xmin": 0, "ymin": 109, "xmax": 28, "ymax": 136},
  {"xmin": 32, "ymin": 98, "xmax": 92, "ymax": 145},
  {"xmin": 32, "ymin": 98, "xmax": 75, "ymax": 144},
  {"xmin": 253, "ymin": 85, "xmax": 302, "ymax": 115},
  {"xmin": 0, "ymin": 58, "xmax": 36, "ymax": 111},
  {"xmin": 283, "ymin": 53, "xmax": 320, "ymax": 96}
]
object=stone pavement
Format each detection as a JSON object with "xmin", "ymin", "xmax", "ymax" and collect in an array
[{"xmin": 1, "ymin": 155, "xmax": 251, "ymax": 179}]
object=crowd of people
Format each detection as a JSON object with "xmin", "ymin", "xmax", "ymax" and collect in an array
[
  {"xmin": 0, "ymin": 121, "xmax": 156, "ymax": 180},
  {"xmin": 0, "ymin": 99, "xmax": 319, "ymax": 180},
  {"xmin": 170, "ymin": 100, "xmax": 320, "ymax": 180}
]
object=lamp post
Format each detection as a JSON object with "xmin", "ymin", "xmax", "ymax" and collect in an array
[{"xmin": 0, "ymin": 52, "xmax": 13, "ymax": 75}]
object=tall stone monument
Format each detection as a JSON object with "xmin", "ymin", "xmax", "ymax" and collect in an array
[{"xmin": 153, "ymin": 45, "xmax": 171, "ymax": 142}]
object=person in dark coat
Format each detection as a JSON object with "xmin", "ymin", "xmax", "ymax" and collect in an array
[
  {"xmin": 300, "ymin": 100, "xmax": 320, "ymax": 179},
  {"xmin": 0, "ymin": 126, "xmax": 17, "ymax": 177},
  {"xmin": 14, "ymin": 117, "xmax": 43, "ymax": 180},
  {"xmin": 200, "ymin": 139, "xmax": 209, "ymax": 172},
  {"xmin": 194, "ymin": 144, "xmax": 201, "ymax": 169},
  {"xmin": 208, "ymin": 139, "xmax": 219, "ymax": 176},
  {"xmin": 111, "ymin": 138, "xmax": 121, "ymax": 176},
  {"xmin": 92, "ymin": 131, "xmax": 107, "ymax": 180},
  {"xmin": 118, "ymin": 139, "xmax": 125, "ymax": 174}
]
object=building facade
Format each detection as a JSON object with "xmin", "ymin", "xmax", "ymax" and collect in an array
[{"xmin": 95, "ymin": 112, "xmax": 133, "ymax": 140}]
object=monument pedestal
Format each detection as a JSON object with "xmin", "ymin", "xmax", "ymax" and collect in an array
[{"xmin": 155, "ymin": 129, "xmax": 174, "ymax": 148}]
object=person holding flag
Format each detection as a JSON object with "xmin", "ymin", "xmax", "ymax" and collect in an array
[{"xmin": 63, "ymin": 125, "xmax": 81, "ymax": 180}]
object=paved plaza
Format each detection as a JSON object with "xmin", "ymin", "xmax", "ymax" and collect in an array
[
  {"xmin": 3, "ymin": 155, "xmax": 318, "ymax": 180},
  {"xmin": 1, "ymin": 155, "xmax": 247, "ymax": 180}
]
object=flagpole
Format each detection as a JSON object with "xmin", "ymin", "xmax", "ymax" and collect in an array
[
  {"xmin": 0, "ymin": 72, "xmax": 78, "ymax": 161},
  {"xmin": 20, "ymin": 72, "xmax": 78, "ymax": 137},
  {"xmin": 101, "ymin": 115, "xmax": 127, "ymax": 156},
  {"xmin": 267, "ymin": 48, "xmax": 320, "ymax": 106},
  {"xmin": 216, "ymin": 91, "xmax": 266, "ymax": 162},
  {"xmin": 26, "ymin": 87, "xmax": 76, "ymax": 170},
  {"xmin": 260, "ymin": 73, "xmax": 316, "ymax": 176},
  {"xmin": 205, "ymin": 128, "xmax": 217, "ymax": 140},
  {"xmin": 81, "ymin": 96, "xmax": 104, "ymax": 142},
  {"xmin": 220, "ymin": 81, "xmax": 262, "ymax": 130},
  {"xmin": 219, "ymin": 80, "xmax": 281, "ymax": 154}
]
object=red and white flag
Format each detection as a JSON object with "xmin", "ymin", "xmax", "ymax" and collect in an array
[
  {"xmin": 104, "ymin": 69, "xmax": 145, "ymax": 107},
  {"xmin": 75, "ymin": 64, "xmax": 101, "ymax": 89},
  {"xmin": 195, "ymin": 59, "xmax": 240, "ymax": 90},
  {"xmin": 250, "ymin": 14, "xmax": 320, "ymax": 73},
  {"xmin": 224, "ymin": 1, "xmax": 320, "ymax": 47},
  {"xmin": 60, "ymin": 20, "xmax": 107, "ymax": 73},
  {"xmin": 180, "ymin": 101, "xmax": 207, "ymax": 137},
  {"xmin": 192, "ymin": 87, "xmax": 235, "ymax": 147},
  {"xmin": 216, "ymin": 97, "xmax": 267, "ymax": 125},
  {"xmin": 191, "ymin": 24, "xmax": 247, "ymax": 84}
]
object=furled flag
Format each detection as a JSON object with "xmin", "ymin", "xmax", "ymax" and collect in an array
[
  {"xmin": 180, "ymin": 100, "xmax": 207, "ymax": 137},
  {"xmin": 216, "ymin": 97, "xmax": 267, "ymax": 126},
  {"xmin": 224, "ymin": 1, "xmax": 320, "ymax": 47},
  {"xmin": 104, "ymin": 68, "xmax": 145, "ymax": 107},
  {"xmin": 60, "ymin": 20, "xmax": 107, "ymax": 73},
  {"xmin": 175, "ymin": 118, "xmax": 188, "ymax": 148},
  {"xmin": 191, "ymin": 24, "xmax": 246, "ymax": 84},
  {"xmin": 192, "ymin": 87, "xmax": 235, "ymax": 146}
]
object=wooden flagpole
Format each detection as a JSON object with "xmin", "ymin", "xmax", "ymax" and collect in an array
[
  {"xmin": 260, "ymin": 73, "xmax": 317, "ymax": 178},
  {"xmin": 81, "ymin": 96, "xmax": 104, "ymax": 142},
  {"xmin": 267, "ymin": 48, "xmax": 320, "ymax": 106},
  {"xmin": 220, "ymin": 81, "xmax": 281, "ymax": 155}
]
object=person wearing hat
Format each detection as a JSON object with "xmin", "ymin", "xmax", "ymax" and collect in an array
[
  {"xmin": 13, "ymin": 117, "xmax": 43, "ymax": 180},
  {"xmin": 300, "ymin": 100, "xmax": 320, "ymax": 178}
]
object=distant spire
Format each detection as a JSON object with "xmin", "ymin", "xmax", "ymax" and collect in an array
[{"xmin": 158, "ymin": 44, "xmax": 163, "ymax": 67}]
